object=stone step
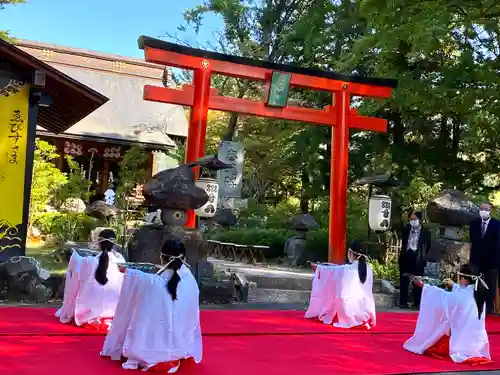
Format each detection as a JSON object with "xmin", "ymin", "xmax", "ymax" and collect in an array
[
  {"xmin": 248, "ymin": 287, "xmax": 310, "ymax": 305},
  {"xmin": 209, "ymin": 258, "xmax": 313, "ymax": 291},
  {"xmin": 248, "ymin": 286, "xmax": 398, "ymax": 308}
]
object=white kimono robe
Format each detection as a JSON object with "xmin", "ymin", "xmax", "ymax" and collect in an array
[
  {"xmin": 305, "ymin": 261, "xmax": 376, "ymax": 329},
  {"xmin": 55, "ymin": 250, "xmax": 125, "ymax": 327},
  {"xmin": 404, "ymin": 284, "xmax": 491, "ymax": 363},
  {"xmin": 101, "ymin": 266, "xmax": 202, "ymax": 372}
]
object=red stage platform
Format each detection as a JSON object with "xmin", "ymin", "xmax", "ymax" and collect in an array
[{"xmin": 1, "ymin": 307, "xmax": 500, "ymax": 374}]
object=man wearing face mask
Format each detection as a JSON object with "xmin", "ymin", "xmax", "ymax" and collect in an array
[
  {"xmin": 469, "ymin": 202, "xmax": 500, "ymax": 314},
  {"xmin": 398, "ymin": 211, "xmax": 431, "ymax": 309}
]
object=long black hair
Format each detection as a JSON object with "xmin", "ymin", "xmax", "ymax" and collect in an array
[
  {"xmin": 459, "ymin": 263, "xmax": 488, "ymax": 319},
  {"xmin": 349, "ymin": 240, "xmax": 367, "ymax": 284},
  {"xmin": 94, "ymin": 229, "xmax": 116, "ymax": 285},
  {"xmin": 161, "ymin": 239, "xmax": 186, "ymax": 301}
]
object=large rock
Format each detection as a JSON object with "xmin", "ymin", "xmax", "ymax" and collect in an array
[
  {"xmin": 143, "ymin": 165, "xmax": 208, "ymax": 210},
  {"xmin": 1, "ymin": 257, "xmax": 58, "ymax": 302},
  {"xmin": 198, "ymin": 261, "xmax": 235, "ymax": 304},
  {"xmin": 427, "ymin": 189, "xmax": 479, "ymax": 226},
  {"xmin": 284, "ymin": 238, "xmax": 307, "ymax": 266},
  {"xmin": 85, "ymin": 200, "xmax": 117, "ymax": 219},
  {"xmin": 427, "ymin": 237, "xmax": 470, "ymax": 278},
  {"xmin": 213, "ymin": 208, "xmax": 238, "ymax": 227},
  {"xmin": 4, "ymin": 256, "xmax": 38, "ymax": 276},
  {"xmin": 61, "ymin": 198, "xmax": 86, "ymax": 213},
  {"xmin": 373, "ymin": 278, "xmax": 396, "ymax": 294}
]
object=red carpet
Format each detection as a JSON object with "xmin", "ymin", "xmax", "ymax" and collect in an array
[
  {"xmin": 1, "ymin": 307, "xmax": 500, "ymax": 374},
  {"xmin": 3, "ymin": 307, "xmax": 500, "ymax": 336}
]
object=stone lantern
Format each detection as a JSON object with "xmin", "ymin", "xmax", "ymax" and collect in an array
[
  {"xmin": 284, "ymin": 214, "xmax": 319, "ymax": 266},
  {"xmin": 127, "ymin": 156, "xmax": 232, "ymax": 275},
  {"xmin": 425, "ymin": 189, "xmax": 479, "ymax": 279}
]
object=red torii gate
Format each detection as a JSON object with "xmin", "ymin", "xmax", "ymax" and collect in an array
[{"xmin": 138, "ymin": 36, "xmax": 397, "ymax": 264}]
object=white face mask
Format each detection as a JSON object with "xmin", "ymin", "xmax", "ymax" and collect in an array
[
  {"xmin": 480, "ymin": 210, "xmax": 491, "ymax": 221},
  {"xmin": 409, "ymin": 219, "xmax": 420, "ymax": 228}
]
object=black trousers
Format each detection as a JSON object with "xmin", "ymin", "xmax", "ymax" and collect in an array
[
  {"xmin": 399, "ymin": 274, "xmax": 423, "ymax": 307},
  {"xmin": 399, "ymin": 250, "xmax": 423, "ymax": 307},
  {"xmin": 482, "ymin": 268, "xmax": 499, "ymax": 313}
]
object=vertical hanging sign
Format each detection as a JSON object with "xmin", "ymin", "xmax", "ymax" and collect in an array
[
  {"xmin": 217, "ymin": 141, "xmax": 244, "ymax": 198},
  {"xmin": 0, "ymin": 74, "xmax": 30, "ymax": 259}
]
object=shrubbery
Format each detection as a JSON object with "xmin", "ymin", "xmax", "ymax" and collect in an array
[
  {"xmin": 209, "ymin": 192, "xmax": 370, "ymax": 263},
  {"xmin": 32, "ymin": 212, "xmax": 101, "ymax": 244}
]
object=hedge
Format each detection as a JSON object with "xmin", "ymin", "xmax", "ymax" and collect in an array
[
  {"xmin": 208, "ymin": 225, "xmax": 366, "ymax": 263},
  {"xmin": 32, "ymin": 212, "xmax": 100, "ymax": 243}
]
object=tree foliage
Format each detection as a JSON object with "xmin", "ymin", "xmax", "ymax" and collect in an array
[
  {"xmin": 30, "ymin": 140, "xmax": 67, "ymax": 216},
  {"xmin": 0, "ymin": 0, "xmax": 25, "ymax": 41},
  {"xmin": 52, "ymin": 156, "xmax": 93, "ymax": 208},
  {"xmin": 175, "ymin": 0, "xmax": 500, "ymax": 214}
]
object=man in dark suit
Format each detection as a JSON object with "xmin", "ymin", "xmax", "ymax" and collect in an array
[
  {"xmin": 399, "ymin": 211, "xmax": 431, "ymax": 309},
  {"xmin": 469, "ymin": 202, "xmax": 500, "ymax": 313}
]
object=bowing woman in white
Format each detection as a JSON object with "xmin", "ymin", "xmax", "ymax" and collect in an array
[
  {"xmin": 305, "ymin": 240, "xmax": 376, "ymax": 329},
  {"xmin": 101, "ymin": 239, "xmax": 202, "ymax": 373},
  {"xmin": 404, "ymin": 263, "xmax": 491, "ymax": 364},
  {"xmin": 56, "ymin": 229, "xmax": 125, "ymax": 329}
]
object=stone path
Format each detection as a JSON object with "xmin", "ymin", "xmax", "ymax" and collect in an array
[{"xmin": 209, "ymin": 258, "xmax": 397, "ymax": 307}]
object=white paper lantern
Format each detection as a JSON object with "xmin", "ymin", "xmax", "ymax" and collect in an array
[
  {"xmin": 195, "ymin": 178, "xmax": 219, "ymax": 218},
  {"xmin": 368, "ymin": 194, "xmax": 392, "ymax": 232}
]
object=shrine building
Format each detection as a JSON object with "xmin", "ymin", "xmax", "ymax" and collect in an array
[{"xmin": 18, "ymin": 40, "xmax": 188, "ymax": 201}]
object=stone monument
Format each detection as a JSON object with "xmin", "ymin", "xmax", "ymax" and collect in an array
[
  {"xmin": 426, "ymin": 189, "xmax": 479, "ymax": 278},
  {"xmin": 127, "ymin": 156, "xmax": 248, "ymax": 303},
  {"xmin": 284, "ymin": 214, "xmax": 319, "ymax": 266}
]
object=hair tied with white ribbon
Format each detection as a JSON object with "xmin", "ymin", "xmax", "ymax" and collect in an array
[
  {"xmin": 349, "ymin": 249, "xmax": 372, "ymax": 263},
  {"xmin": 156, "ymin": 253, "xmax": 190, "ymax": 275},
  {"xmin": 457, "ymin": 271, "xmax": 489, "ymax": 291},
  {"xmin": 91, "ymin": 237, "xmax": 119, "ymax": 248}
]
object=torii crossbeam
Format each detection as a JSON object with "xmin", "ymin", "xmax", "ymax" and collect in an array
[{"xmin": 138, "ymin": 36, "xmax": 398, "ymax": 264}]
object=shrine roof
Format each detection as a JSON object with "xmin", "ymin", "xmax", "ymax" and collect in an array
[
  {"xmin": 138, "ymin": 36, "xmax": 398, "ymax": 89},
  {"xmin": 0, "ymin": 38, "xmax": 108, "ymax": 134},
  {"xmin": 18, "ymin": 40, "xmax": 189, "ymax": 147}
]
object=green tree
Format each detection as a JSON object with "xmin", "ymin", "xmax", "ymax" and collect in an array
[
  {"xmin": 338, "ymin": 0, "xmax": 500, "ymax": 193},
  {"xmin": 111, "ymin": 146, "xmax": 151, "ymax": 247},
  {"xmin": 0, "ymin": 0, "xmax": 25, "ymax": 41},
  {"xmin": 178, "ymin": 0, "xmax": 500, "ymax": 224},
  {"xmin": 52, "ymin": 156, "xmax": 93, "ymax": 208},
  {"xmin": 180, "ymin": 0, "xmax": 340, "ymax": 211},
  {"xmin": 30, "ymin": 139, "xmax": 67, "ymax": 216}
]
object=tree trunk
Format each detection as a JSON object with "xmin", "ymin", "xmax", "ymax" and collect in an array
[{"xmin": 300, "ymin": 166, "xmax": 310, "ymax": 213}]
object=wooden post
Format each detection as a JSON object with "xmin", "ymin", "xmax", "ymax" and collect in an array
[{"xmin": 102, "ymin": 160, "xmax": 109, "ymax": 191}]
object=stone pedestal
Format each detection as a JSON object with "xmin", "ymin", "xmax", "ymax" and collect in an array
[
  {"xmin": 426, "ymin": 190, "xmax": 478, "ymax": 279},
  {"xmin": 284, "ymin": 214, "xmax": 319, "ymax": 266},
  {"xmin": 128, "ymin": 224, "xmax": 206, "ymax": 278},
  {"xmin": 284, "ymin": 237, "xmax": 306, "ymax": 266},
  {"xmin": 426, "ymin": 226, "xmax": 470, "ymax": 279}
]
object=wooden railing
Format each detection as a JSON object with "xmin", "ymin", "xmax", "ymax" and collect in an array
[{"xmin": 206, "ymin": 240, "xmax": 269, "ymax": 265}]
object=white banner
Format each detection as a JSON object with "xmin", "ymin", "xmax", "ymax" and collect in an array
[{"xmin": 217, "ymin": 141, "xmax": 244, "ymax": 198}]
